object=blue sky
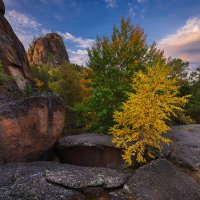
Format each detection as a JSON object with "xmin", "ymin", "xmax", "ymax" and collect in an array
[{"xmin": 3, "ymin": 0, "xmax": 200, "ymax": 68}]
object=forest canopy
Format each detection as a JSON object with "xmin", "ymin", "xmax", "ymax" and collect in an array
[{"xmin": 30, "ymin": 18, "xmax": 200, "ymax": 163}]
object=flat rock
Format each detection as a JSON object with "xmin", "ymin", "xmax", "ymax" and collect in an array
[
  {"xmin": 124, "ymin": 159, "xmax": 200, "ymax": 200},
  {"xmin": 56, "ymin": 133, "xmax": 127, "ymax": 169},
  {"xmin": 46, "ymin": 165, "xmax": 130, "ymax": 189},
  {"xmin": 164, "ymin": 124, "xmax": 200, "ymax": 170},
  {"xmin": 0, "ymin": 161, "xmax": 130, "ymax": 200},
  {"xmin": 58, "ymin": 133, "xmax": 114, "ymax": 147},
  {"xmin": 0, "ymin": 162, "xmax": 84, "ymax": 200}
]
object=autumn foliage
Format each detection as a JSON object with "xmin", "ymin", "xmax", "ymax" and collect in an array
[{"xmin": 110, "ymin": 64, "xmax": 190, "ymax": 165}]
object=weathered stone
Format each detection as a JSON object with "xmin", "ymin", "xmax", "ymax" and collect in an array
[
  {"xmin": 0, "ymin": 86, "xmax": 18, "ymax": 105},
  {"xmin": 124, "ymin": 159, "xmax": 200, "ymax": 200},
  {"xmin": 0, "ymin": 162, "xmax": 84, "ymax": 200},
  {"xmin": 163, "ymin": 124, "xmax": 200, "ymax": 170},
  {"xmin": 0, "ymin": 0, "xmax": 33, "ymax": 91},
  {"xmin": 27, "ymin": 33, "xmax": 69, "ymax": 66},
  {"xmin": 46, "ymin": 165, "xmax": 130, "ymax": 189},
  {"xmin": 0, "ymin": 93, "xmax": 65, "ymax": 164},
  {"xmin": 0, "ymin": 0, "xmax": 5, "ymax": 15},
  {"xmin": 56, "ymin": 133, "xmax": 127, "ymax": 169},
  {"xmin": 0, "ymin": 161, "xmax": 130, "ymax": 200},
  {"xmin": 109, "ymin": 190, "xmax": 133, "ymax": 200}
]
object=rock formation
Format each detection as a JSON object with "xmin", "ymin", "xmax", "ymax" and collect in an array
[
  {"xmin": 27, "ymin": 33, "xmax": 69, "ymax": 66},
  {"xmin": 56, "ymin": 133, "xmax": 127, "ymax": 169},
  {"xmin": 124, "ymin": 159, "xmax": 200, "ymax": 200},
  {"xmin": 0, "ymin": 0, "xmax": 66, "ymax": 164},
  {"xmin": 0, "ymin": 93, "xmax": 65, "ymax": 164},
  {"xmin": 0, "ymin": 0, "xmax": 5, "ymax": 15},
  {"xmin": 163, "ymin": 124, "xmax": 200, "ymax": 171},
  {"xmin": 0, "ymin": 0, "xmax": 33, "ymax": 91},
  {"xmin": 1, "ymin": 158, "xmax": 200, "ymax": 199},
  {"xmin": 0, "ymin": 161, "xmax": 130, "ymax": 200}
]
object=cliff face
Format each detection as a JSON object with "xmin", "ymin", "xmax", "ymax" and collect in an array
[
  {"xmin": 0, "ymin": 0, "xmax": 5, "ymax": 14},
  {"xmin": 27, "ymin": 33, "xmax": 69, "ymax": 66},
  {"xmin": 0, "ymin": 0, "xmax": 33, "ymax": 91},
  {"xmin": 0, "ymin": 0, "xmax": 66, "ymax": 164}
]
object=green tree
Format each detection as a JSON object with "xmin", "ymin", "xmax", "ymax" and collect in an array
[
  {"xmin": 48, "ymin": 62, "xmax": 81, "ymax": 107},
  {"xmin": 186, "ymin": 67, "xmax": 200, "ymax": 122},
  {"xmin": 31, "ymin": 62, "xmax": 84, "ymax": 134},
  {"xmin": 110, "ymin": 64, "xmax": 190, "ymax": 165},
  {"xmin": 30, "ymin": 64, "xmax": 52, "ymax": 91},
  {"xmin": 166, "ymin": 58, "xmax": 193, "ymax": 124},
  {"xmin": 85, "ymin": 18, "xmax": 165, "ymax": 133}
]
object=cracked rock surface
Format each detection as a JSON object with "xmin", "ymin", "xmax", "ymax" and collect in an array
[
  {"xmin": 124, "ymin": 159, "xmax": 200, "ymax": 200},
  {"xmin": 164, "ymin": 124, "xmax": 200, "ymax": 170},
  {"xmin": 0, "ymin": 161, "xmax": 130, "ymax": 200}
]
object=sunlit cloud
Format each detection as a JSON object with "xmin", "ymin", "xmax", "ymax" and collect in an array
[
  {"xmin": 158, "ymin": 16, "xmax": 200, "ymax": 70},
  {"xmin": 6, "ymin": 10, "xmax": 41, "ymax": 29},
  {"xmin": 59, "ymin": 32, "xmax": 95, "ymax": 66},
  {"xmin": 128, "ymin": 3, "xmax": 135, "ymax": 17},
  {"xmin": 5, "ymin": 9, "xmax": 49, "ymax": 49},
  {"xmin": 69, "ymin": 49, "xmax": 88, "ymax": 66},
  {"xmin": 58, "ymin": 32, "xmax": 94, "ymax": 49},
  {"xmin": 105, "ymin": 0, "xmax": 117, "ymax": 8}
]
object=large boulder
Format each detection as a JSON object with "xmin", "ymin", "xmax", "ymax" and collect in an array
[
  {"xmin": 163, "ymin": 124, "xmax": 200, "ymax": 171},
  {"xmin": 124, "ymin": 159, "xmax": 200, "ymax": 200},
  {"xmin": 0, "ymin": 0, "xmax": 33, "ymax": 91},
  {"xmin": 56, "ymin": 133, "xmax": 127, "ymax": 169},
  {"xmin": 0, "ymin": 161, "xmax": 130, "ymax": 200},
  {"xmin": 27, "ymin": 33, "xmax": 69, "ymax": 66},
  {"xmin": 0, "ymin": 93, "xmax": 65, "ymax": 164}
]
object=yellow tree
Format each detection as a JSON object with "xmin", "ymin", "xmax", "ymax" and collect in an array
[{"xmin": 110, "ymin": 64, "xmax": 190, "ymax": 165}]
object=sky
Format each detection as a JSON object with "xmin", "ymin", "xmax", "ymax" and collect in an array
[{"xmin": 3, "ymin": 0, "xmax": 200, "ymax": 69}]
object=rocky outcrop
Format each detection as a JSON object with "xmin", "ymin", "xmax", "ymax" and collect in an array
[
  {"xmin": 0, "ymin": 0, "xmax": 33, "ymax": 91},
  {"xmin": 27, "ymin": 33, "xmax": 69, "ymax": 66},
  {"xmin": 0, "ymin": 93, "xmax": 65, "ymax": 164},
  {"xmin": 0, "ymin": 161, "xmax": 130, "ymax": 200},
  {"xmin": 56, "ymin": 133, "xmax": 127, "ymax": 169},
  {"xmin": 0, "ymin": 0, "xmax": 66, "ymax": 164},
  {"xmin": 1, "ymin": 159, "xmax": 200, "ymax": 200},
  {"xmin": 163, "ymin": 124, "xmax": 200, "ymax": 171},
  {"xmin": 46, "ymin": 165, "xmax": 129, "ymax": 189},
  {"xmin": 0, "ymin": 0, "xmax": 5, "ymax": 15},
  {"xmin": 124, "ymin": 159, "xmax": 200, "ymax": 200}
]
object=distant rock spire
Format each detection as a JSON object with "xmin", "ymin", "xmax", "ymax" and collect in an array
[{"xmin": 27, "ymin": 33, "xmax": 69, "ymax": 66}]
